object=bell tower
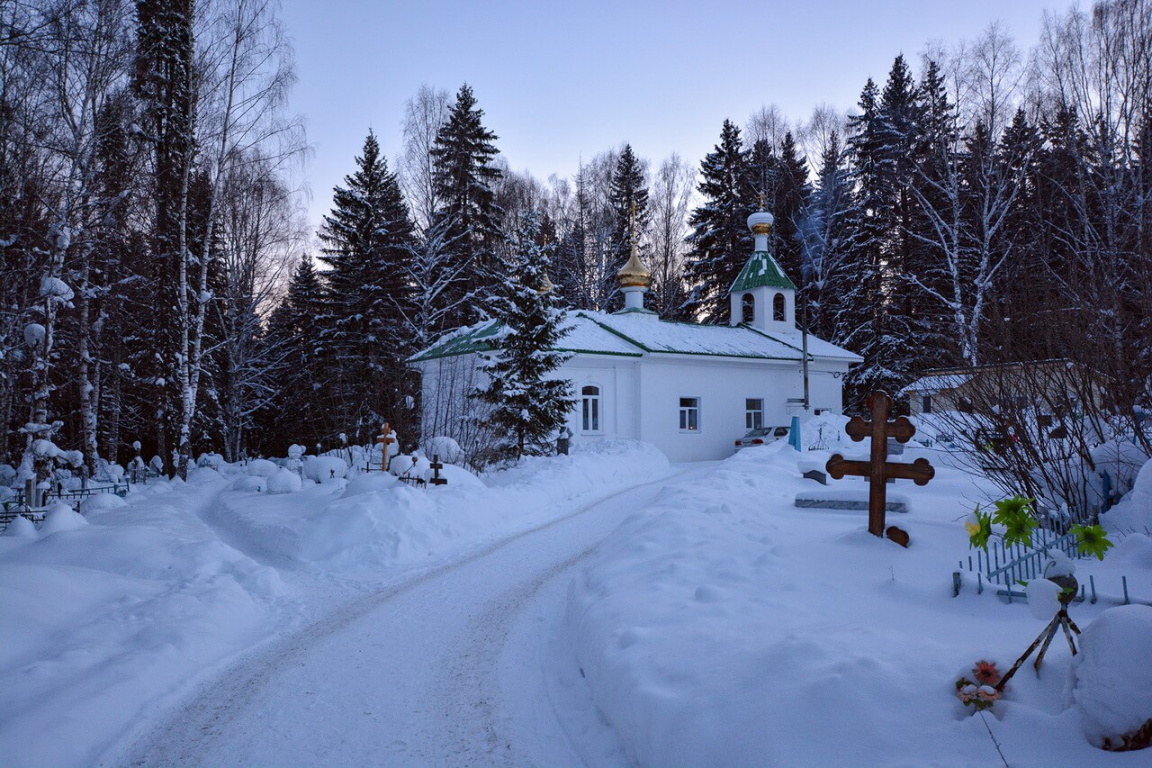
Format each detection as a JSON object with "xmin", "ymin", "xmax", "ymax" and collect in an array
[{"xmin": 728, "ymin": 208, "xmax": 797, "ymax": 332}]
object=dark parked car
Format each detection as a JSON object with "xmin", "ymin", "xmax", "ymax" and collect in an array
[{"xmin": 734, "ymin": 425, "xmax": 790, "ymax": 451}]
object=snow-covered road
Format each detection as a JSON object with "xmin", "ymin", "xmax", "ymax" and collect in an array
[{"xmin": 112, "ymin": 465, "xmax": 706, "ymax": 767}]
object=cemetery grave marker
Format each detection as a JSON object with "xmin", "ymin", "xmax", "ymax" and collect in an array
[{"xmin": 826, "ymin": 391, "xmax": 935, "ymax": 537}]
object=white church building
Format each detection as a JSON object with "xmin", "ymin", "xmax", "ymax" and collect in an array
[{"xmin": 410, "ymin": 210, "xmax": 861, "ymax": 462}]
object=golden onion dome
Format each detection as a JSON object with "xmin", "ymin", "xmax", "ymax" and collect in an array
[{"xmin": 617, "ymin": 240, "xmax": 652, "ymax": 288}]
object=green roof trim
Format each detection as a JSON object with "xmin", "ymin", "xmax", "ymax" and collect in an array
[
  {"xmin": 407, "ymin": 321, "xmax": 502, "ymax": 362},
  {"xmin": 730, "ymin": 251, "xmax": 797, "ymax": 292}
]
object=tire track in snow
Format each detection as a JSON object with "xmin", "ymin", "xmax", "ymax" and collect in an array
[{"xmin": 107, "ymin": 466, "xmax": 699, "ymax": 767}]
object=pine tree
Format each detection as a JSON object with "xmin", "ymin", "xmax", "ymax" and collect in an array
[
  {"xmin": 682, "ymin": 119, "xmax": 753, "ymax": 322},
  {"xmin": 318, "ymin": 131, "xmax": 417, "ymax": 444},
  {"xmin": 473, "ymin": 212, "xmax": 574, "ymax": 461},
  {"xmin": 430, "ymin": 83, "xmax": 503, "ymax": 324}
]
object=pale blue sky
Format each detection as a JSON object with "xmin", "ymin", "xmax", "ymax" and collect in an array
[{"xmin": 280, "ymin": 0, "xmax": 1064, "ymax": 234}]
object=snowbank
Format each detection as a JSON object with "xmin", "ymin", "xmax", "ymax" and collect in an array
[
  {"xmin": 1073, "ymin": 605, "xmax": 1152, "ymax": 749},
  {"xmin": 209, "ymin": 439, "xmax": 670, "ymax": 573},
  {"xmin": 1103, "ymin": 457, "xmax": 1152, "ymax": 533},
  {"xmin": 0, "ymin": 470, "xmax": 283, "ymax": 767},
  {"xmin": 562, "ymin": 441, "xmax": 1144, "ymax": 766}
]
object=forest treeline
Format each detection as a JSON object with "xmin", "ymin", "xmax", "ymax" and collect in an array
[{"xmin": 2, "ymin": 0, "xmax": 1150, "ymax": 478}]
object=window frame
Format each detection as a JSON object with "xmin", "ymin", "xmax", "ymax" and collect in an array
[
  {"xmin": 580, "ymin": 384, "xmax": 602, "ymax": 434},
  {"xmin": 745, "ymin": 398, "xmax": 764, "ymax": 430},
  {"xmin": 679, "ymin": 396, "xmax": 701, "ymax": 433}
]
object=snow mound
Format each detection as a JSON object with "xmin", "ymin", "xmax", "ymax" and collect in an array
[
  {"xmin": 246, "ymin": 459, "xmax": 279, "ymax": 478},
  {"xmin": 303, "ymin": 455, "xmax": 348, "ymax": 482},
  {"xmin": 425, "ymin": 435, "xmax": 464, "ymax": 465},
  {"xmin": 3, "ymin": 516, "xmax": 38, "ymax": 539},
  {"xmin": 40, "ymin": 502, "xmax": 88, "ymax": 535},
  {"xmin": 432, "ymin": 464, "xmax": 484, "ymax": 488},
  {"xmin": 267, "ymin": 467, "xmax": 302, "ymax": 494},
  {"xmin": 80, "ymin": 493, "xmax": 128, "ymax": 514},
  {"xmin": 1073, "ymin": 605, "xmax": 1152, "ymax": 749},
  {"xmin": 342, "ymin": 472, "xmax": 399, "ymax": 498},
  {"xmin": 228, "ymin": 475, "xmax": 266, "ymax": 493}
]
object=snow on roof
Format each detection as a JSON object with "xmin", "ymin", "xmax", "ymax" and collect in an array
[
  {"xmin": 903, "ymin": 373, "xmax": 973, "ymax": 393},
  {"xmin": 751, "ymin": 328, "xmax": 864, "ymax": 363},
  {"xmin": 410, "ymin": 310, "xmax": 862, "ymax": 364},
  {"xmin": 581, "ymin": 311, "xmax": 800, "ymax": 359}
]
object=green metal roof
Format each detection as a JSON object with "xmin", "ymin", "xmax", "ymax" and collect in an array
[{"xmin": 730, "ymin": 251, "xmax": 796, "ymax": 292}]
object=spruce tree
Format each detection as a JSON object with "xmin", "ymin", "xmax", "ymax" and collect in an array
[
  {"xmin": 608, "ymin": 143, "xmax": 649, "ymax": 274},
  {"xmin": 682, "ymin": 119, "xmax": 753, "ymax": 322},
  {"xmin": 430, "ymin": 84, "xmax": 503, "ymax": 324},
  {"xmin": 318, "ymin": 131, "xmax": 417, "ymax": 444},
  {"xmin": 800, "ymin": 132, "xmax": 854, "ymax": 344},
  {"xmin": 473, "ymin": 212, "xmax": 574, "ymax": 461},
  {"xmin": 261, "ymin": 257, "xmax": 326, "ymax": 452},
  {"xmin": 769, "ymin": 132, "xmax": 811, "ymax": 289},
  {"xmin": 841, "ymin": 77, "xmax": 899, "ymax": 407}
]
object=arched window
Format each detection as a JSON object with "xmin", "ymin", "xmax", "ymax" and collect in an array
[
  {"xmin": 581, "ymin": 385, "xmax": 601, "ymax": 432},
  {"xmin": 741, "ymin": 293, "xmax": 755, "ymax": 323},
  {"xmin": 773, "ymin": 292, "xmax": 786, "ymax": 322}
]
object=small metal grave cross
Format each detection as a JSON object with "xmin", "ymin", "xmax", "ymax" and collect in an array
[
  {"xmin": 429, "ymin": 454, "xmax": 447, "ymax": 486},
  {"xmin": 375, "ymin": 422, "xmax": 395, "ymax": 472},
  {"xmin": 826, "ymin": 391, "xmax": 935, "ymax": 537}
]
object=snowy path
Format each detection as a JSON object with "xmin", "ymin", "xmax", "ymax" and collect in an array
[{"xmin": 112, "ymin": 465, "xmax": 706, "ymax": 767}]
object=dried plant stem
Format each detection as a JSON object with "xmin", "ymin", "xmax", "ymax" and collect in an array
[{"xmin": 979, "ymin": 710, "xmax": 1010, "ymax": 768}]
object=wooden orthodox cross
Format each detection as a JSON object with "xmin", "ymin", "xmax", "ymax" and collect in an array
[
  {"xmin": 825, "ymin": 391, "xmax": 935, "ymax": 537},
  {"xmin": 375, "ymin": 422, "xmax": 395, "ymax": 472}
]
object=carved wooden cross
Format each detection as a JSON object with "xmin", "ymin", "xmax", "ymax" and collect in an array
[
  {"xmin": 375, "ymin": 422, "xmax": 394, "ymax": 472},
  {"xmin": 826, "ymin": 391, "xmax": 935, "ymax": 537}
]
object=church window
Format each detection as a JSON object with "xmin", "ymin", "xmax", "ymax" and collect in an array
[
  {"xmin": 581, "ymin": 385, "xmax": 601, "ymax": 432},
  {"xmin": 679, "ymin": 397, "xmax": 700, "ymax": 432},
  {"xmin": 746, "ymin": 398, "xmax": 764, "ymax": 430},
  {"xmin": 742, "ymin": 293, "xmax": 755, "ymax": 323},
  {"xmin": 922, "ymin": 394, "xmax": 933, "ymax": 414},
  {"xmin": 773, "ymin": 293, "xmax": 786, "ymax": 322}
]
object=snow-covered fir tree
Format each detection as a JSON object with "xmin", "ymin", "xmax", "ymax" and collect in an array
[
  {"xmin": 317, "ymin": 131, "xmax": 417, "ymax": 444},
  {"xmin": 473, "ymin": 212, "xmax": 574, "ymax": 461},
  {"xmin": 430, "ymin": 83, "xmax": 503, "ymax": 325},
  {"xmin": 682, "ymin": 119, "xmax": 753, "ymax": 322}
]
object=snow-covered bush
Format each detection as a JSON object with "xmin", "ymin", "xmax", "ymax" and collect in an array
[{"xmin": 0, "ymin": 463, "xmax": 17, "ymax": 487}]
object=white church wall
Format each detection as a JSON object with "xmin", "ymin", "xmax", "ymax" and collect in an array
[
  {"xmin": 636, "ymin": 356, "xmax": 803, "ymax": 462},
  {"xmin": 559, "ymin": 357, "xmax": 639, "ymax": 443}
]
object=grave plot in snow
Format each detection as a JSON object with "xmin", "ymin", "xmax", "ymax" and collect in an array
[{"xmin": 560, "ymin": 437, "xmax": 1152, "ymax": 767}]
